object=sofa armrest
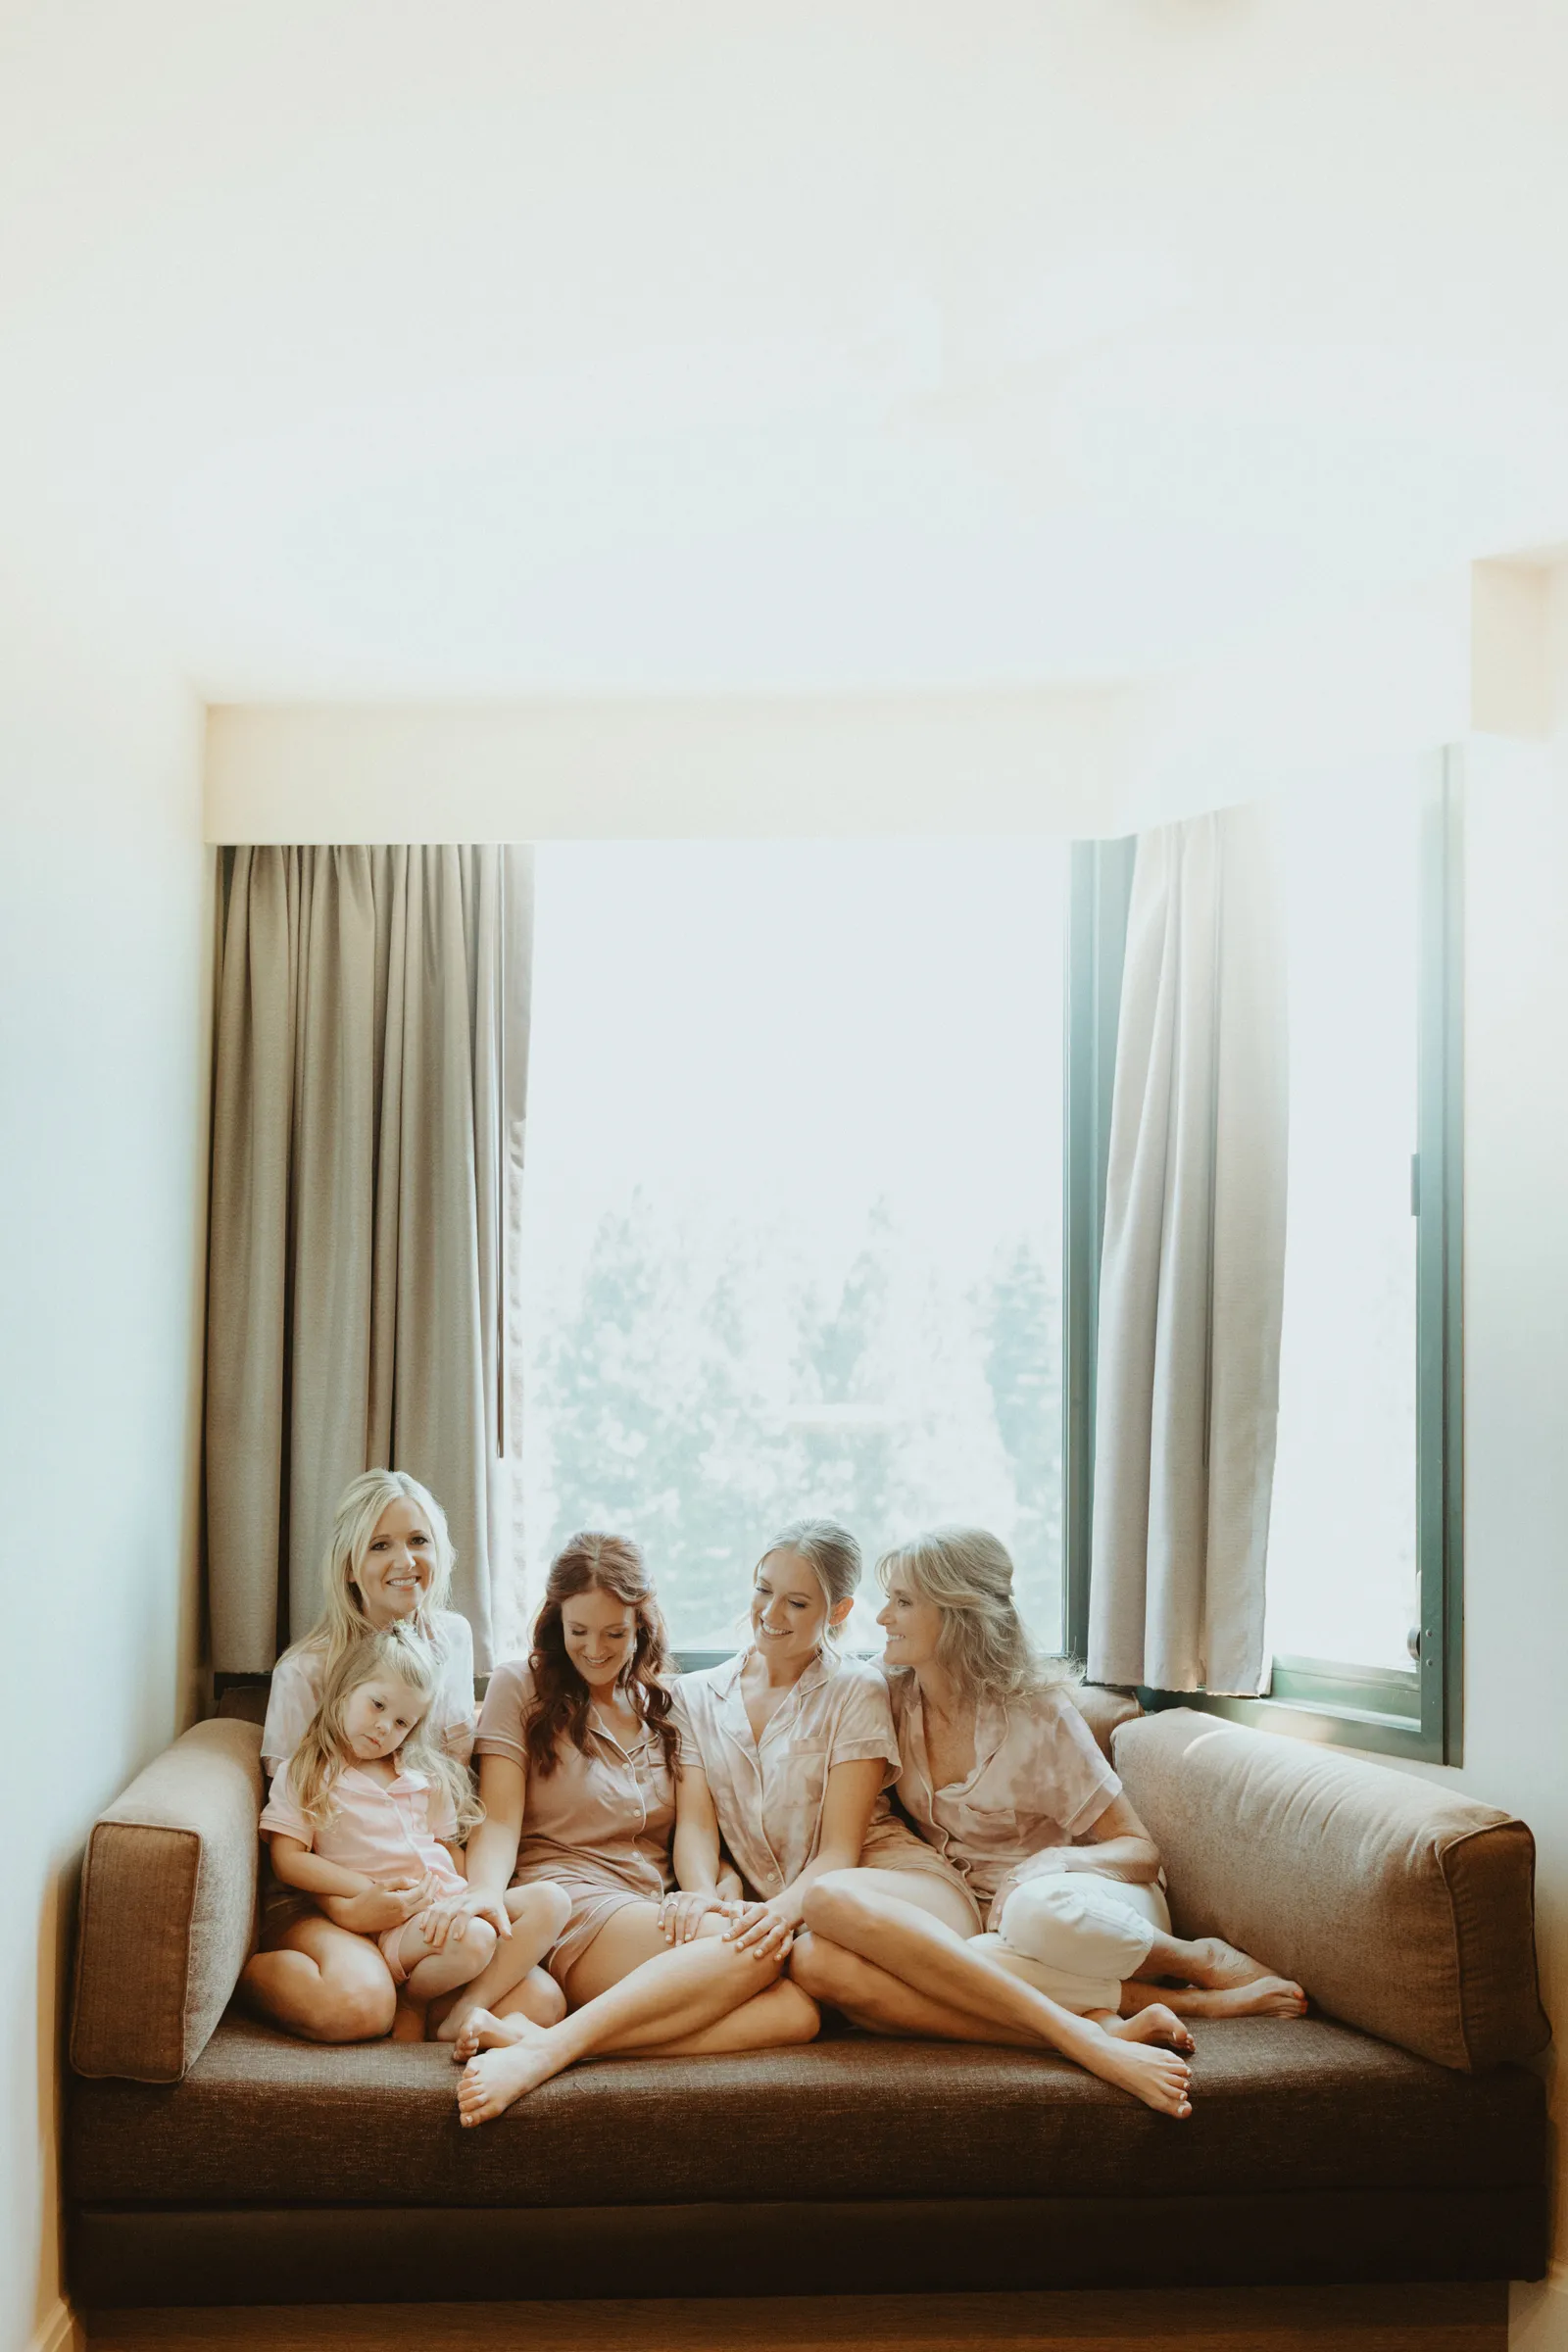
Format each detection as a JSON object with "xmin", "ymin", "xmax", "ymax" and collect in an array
[
  {"xmin": 1113, "ymin": 1708, "xmax": 1551, "ymax": 2073},
  {"xmin": 70, "ymin": 1717, "xmax": 264, "ymax": 2083}
]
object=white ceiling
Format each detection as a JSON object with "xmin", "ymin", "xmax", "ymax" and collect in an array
[{"xmin": 3, "ymin": 0, "xmax": 1568, "ymax": 699}]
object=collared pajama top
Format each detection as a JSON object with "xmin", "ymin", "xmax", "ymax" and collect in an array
[
  {"xmin": 262, "ymin": 1608, "xmax": 477, "ymax": 1775},
  {"xmin": 474, "ymin": 1659, "xmax": 676, "ymax": 1908},
  {"xmin": 260, "ymin": 1759, "xmax": 466, "ymax": 1899},
  {"xmin": 672, "ymin": 1649, "xmax": 903, "ymax": 1901},
  {"xmin": 887, "ymin": 1674, "xmax": 1121, "ymax": 1917}
]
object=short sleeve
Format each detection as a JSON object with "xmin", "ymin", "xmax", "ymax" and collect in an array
[
  {"xmin": 826, "ymin": 1665, "xmax": 902, "ymax": 1775},
  {"xmin": 473, "ymin": 1659, "xmax": 532, "ymax": 1768},
  {"xmin": 1041, "ymin": 1692, "xmax": 1121, "ymax": 1839},
  {"xmin": 436, "ymin": 1611, "xmax": 477, "ymax": 1763},
  {"xmin": 669, "ymin": 1680, "xmax": 706, "ymax": 1770},
  {"xmin": 421, "ymin": 1774, "xmax": 460, "ymax": 1845},
  {"xmin": 261, "ymin": 1650, "xmax": 322, "ymax": 1773},
  {"xmin": 258, "ymin": 1760, "xmax": 315, "ymax": 1847}
]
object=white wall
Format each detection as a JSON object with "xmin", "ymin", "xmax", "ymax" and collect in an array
[
  {"xmin": 1448, "ymin": 734, "xmax": 1568, "ymax": 2348},
  {"xmin": 0, "ymin": 586, "xmax": 208, "ymax": 2352}
]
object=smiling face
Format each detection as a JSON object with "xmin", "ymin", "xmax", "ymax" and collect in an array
[
  {"xmin": 876, "ymin": 1564, "xmax": 946, "ymax": 1673},
  {"xmin": 351, "ymin": 1497, "xmax": 436, "ymax": 1627},
  {"xmin": 561, "ymin": 1584, "xmax": 640, "ymax": 1695},
  {"xmin": 751, "ymin": 1546, "xmax": 850, "ymax": 1669},
  {"xmin": 340, "ymin": 1673, "xmax": 429, "ymax": 1764}
]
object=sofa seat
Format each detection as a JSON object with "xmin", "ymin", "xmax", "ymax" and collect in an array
[{"xmin": 72, "ymin": 2008, "xmax": 1544, "ymax": 2211}]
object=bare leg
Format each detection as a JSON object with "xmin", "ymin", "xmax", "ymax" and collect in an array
[
  {"xmin": 393, "ymin": 1914, "xmax": 499, "ymax": 2006},
  {"xmin": 1138, "ymin": 1926, "xmax": 1303, "ymax": 2000},
  {"xmin": 650, "ymin": 1977, "xmax": 820, "ymax": 2056},
  {"xmin": 792, "ymin": 1931, "xmax": 1042, "ymax": 2046},
  {"xmin": 1122, "ymin": 1975, "xmax": 1307, "ymax": 2022},
  {"xmin": 434, "ymin": 1884, "xmax": 571, "ymax": 2042},
  {"xmin": 804, "ymin": 1870, "xmax": 1192, "ymax": 2118},
  {"xmin": 239, "ymin": 1915, "xmax": 396, "ymax": 2043},
  {"xmin": 457, "ymin": 1908, "xmax": 789, "ymax": 2125}
]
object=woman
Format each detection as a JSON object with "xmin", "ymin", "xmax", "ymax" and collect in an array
[
  {"xmin": 242, "ymin": 1469, "xmax": 558, "ymax": 2042},
  {"xmin": 666, "ymin": 1517, "xmax": 950, "ymax": 1965},
  {"xmin": 793, "ymin": 1529, "xmax": 1305, "ymax": 2120},
  {"xmin": 454, "ymin": 1532, "xmax": 819, "ymax": 2125}
]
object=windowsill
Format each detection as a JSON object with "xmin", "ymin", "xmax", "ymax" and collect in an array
[{"xmin": 1135, "ymin": 1685, "xmax": 1444, "ymax": 1765}]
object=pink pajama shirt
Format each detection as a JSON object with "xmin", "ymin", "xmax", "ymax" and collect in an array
[
  {"xmin": 260, "ymin": 1758, "xmax": 465, "ymax": 1984},
  {"xmin": 474, "ymin": 1661, "xmax": 676, "ymax": 1984},
  {"xmin": 672, "ymin": 1649, "xmax": 926, "ymax": 1899},
  {"xmin": 887, "ymin": 1673, "xmax": 1168, "ymax": 2010}
]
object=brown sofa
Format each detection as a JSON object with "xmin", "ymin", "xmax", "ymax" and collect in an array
[{"xmin": 64, "ymin": 1690, "xmax": 1552, "ymax": 2308}]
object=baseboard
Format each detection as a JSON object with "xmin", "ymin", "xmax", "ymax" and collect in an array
[
  {"xmin": 28, "ymin": 2299, "xmax": 83, "ymax": 2352},
  {"xmin": 1510, "ymin": 2261, "xmax": 1568, "ymax": 2350}
]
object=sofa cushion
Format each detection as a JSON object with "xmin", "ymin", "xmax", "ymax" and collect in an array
[
  {"xmin": 1069, "ymin": 1681, "xmax": 1141, "ymax": 1761},
  {"xmin": 68, "ymin": 2012, "xmax": 1544, "ymax": 2213},
  {"xmin": 1113, "ymin": 1710, "xmax": 1551, "ymax": 2073},
  {"xmin": 71, "ymin": 1720, "xmax": 264, "ymax": 2084}
]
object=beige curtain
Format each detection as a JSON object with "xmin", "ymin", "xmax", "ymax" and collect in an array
[
  {"xmin": 1088, "ymin": 805, "xmax": 1287, "ymax": 1695},
  {"xmin": 205, "ymin": 846, "xmax": 532, "ymax": 1673}
]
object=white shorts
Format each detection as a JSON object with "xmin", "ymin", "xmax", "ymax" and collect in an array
[{"xmin": 987, "ymin": 1872, "xmax": 1172, "ymax": 2015}]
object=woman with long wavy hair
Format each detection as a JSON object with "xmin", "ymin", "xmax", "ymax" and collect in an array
[
  {"xmin": 792, "ymin": 1528, "xmax": 1307, "ymax": 2120},
  {"xmin": 453, "ymin": 1531, "xmax": 819, "ymax": 2124}
]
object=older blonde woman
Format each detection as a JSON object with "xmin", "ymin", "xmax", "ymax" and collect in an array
[
  {"xmin": 793, "ymin": 1528, "xmax": 1307, "ymax": 2121},
  {"xmin": 241, "ymin": 1469, "xmax": 560, "ymax": 2045}
]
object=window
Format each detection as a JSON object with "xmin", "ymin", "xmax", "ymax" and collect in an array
[
  {"xmin": 514, "ymin": 839, "xmax": 1069, "ymax": 1656},
  {"xmin": 1067, "ymin": 758, "xmax": 1464, "ymax": 1763}
]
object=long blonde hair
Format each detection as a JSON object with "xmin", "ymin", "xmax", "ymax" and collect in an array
[
  {"xmin": 286, "ymin": 1623, "xmax": 481, "ymax": 1840},
  {"xmin": 876, "ymin": 1526, "xmax": 1076, "ymax": 1706},
  {"xmin": 283, "ymin": 1469, "xmax": 457, "ymax": 1684}
]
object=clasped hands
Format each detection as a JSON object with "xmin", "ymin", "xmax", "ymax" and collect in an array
[{"xmin": 657, "ymin": 1886, "xmax": 797, "ymax": 1961}]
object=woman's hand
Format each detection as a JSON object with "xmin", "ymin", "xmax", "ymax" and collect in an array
[
  {"xmin": 319, "ymin": 1873, "xmax": 434, "ymax": 1936},
  {"xmin": 416, "ymin": 1886, "xmax": 492, "ymax": 1952},
  {"xmin": 723, "ymin": 1896, "xmax": 797, "ymax": 1962},
  {"xmin": 659, "ymin": 1888, "xmax": 723, "ymax": 1945},
  {"xmin": 450, "ymin": 1884, "xmax": 514, "ymax": 1940}
]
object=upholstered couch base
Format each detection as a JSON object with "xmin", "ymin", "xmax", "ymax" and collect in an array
[{"xmin": 71, "ymin": 2188, "xmax": 1550, "ymax": 2307}]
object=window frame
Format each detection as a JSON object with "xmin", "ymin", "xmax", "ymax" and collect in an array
[{"xmin": 1064, "ymin": 753, "xmax": 1465, "ymax": 1765}]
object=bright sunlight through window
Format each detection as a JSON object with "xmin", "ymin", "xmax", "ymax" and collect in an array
[
  {"xmin": 515, "ymin": 840, "xmax": 1067, "ymax": 1656},
  {"xmin": 1265, "ymin": 777, "xmax": 1421, "ymax": 1675}
]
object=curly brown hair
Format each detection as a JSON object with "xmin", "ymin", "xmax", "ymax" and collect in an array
[{"xmin": 522, "ymin": 1532, "xmax": 677, "ymax": 1777}]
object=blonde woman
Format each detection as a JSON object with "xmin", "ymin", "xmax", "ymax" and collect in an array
[
  {"xmin": 242, "ymin": 1470, "xmax": 558, "ymax": 2042},
  {"xmin": 667, "ymin": 1519, "xmax": 952, "ymax": 1964},
  {"xmin": 794, "ymin": 1529, "xmax": 1305, "ymax": 2120}
]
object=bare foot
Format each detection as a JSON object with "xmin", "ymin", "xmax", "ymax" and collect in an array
[
  {"xmin": 1105, "ymin": 2003, "xmax": 1196, "ymax": 2055},
  {"xmin": 449, "ymin": 2006, "xmax": 535, "ymax": 2063},
  {"xmin": 1092, "ymin": 2033, "xmax": 1193, "ymax": 2119},
  {"xmin": 1165, "ymin": 1975, "xmax": 1308, "ymax": 2021},
  {"xmin": 1183, "ymin": 1936, "xmax": 1279, "ymax": 1992},
  {"xmin": 458, "ymin": 2034, "xmax": 564, "ymax": 2126}
]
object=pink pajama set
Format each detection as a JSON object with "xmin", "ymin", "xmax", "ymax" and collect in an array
[
  {"xmin": 887, "ymin": 1673, "xmax": 1172, "ymax": 2014},
  {"xmin": 259, "ymin": 1759, "xmax": 466, "ymax": 1984},
  {"xmin": 672, "ymin": 1649, "xmax": 941, "ymax": 1897},
  {"xmin": 474, "ymin": 1661, "xmax": 676, "ymax": 1985},
  {"xmin": 258, "ymin": 1609, "xmax": 478, "ymax": 1940}
]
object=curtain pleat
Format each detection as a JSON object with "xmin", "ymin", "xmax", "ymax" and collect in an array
[
  {"xmin": 1088, "ymin": 805, "xmax": 1288, "ymax": 1695},
  {"xmin": 205, "ymin": 844, "xmax": 533, "ymax": 1673}
]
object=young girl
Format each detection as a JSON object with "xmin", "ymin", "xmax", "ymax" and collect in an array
[{"xmin": 257, "ymin": 1623, "xmax": 569, "ymax": 2039}]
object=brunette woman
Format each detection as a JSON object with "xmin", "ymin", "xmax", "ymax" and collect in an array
[{"xmin": 454, "ymin": 1532, "xmax": 819, "ymax": 2125}]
